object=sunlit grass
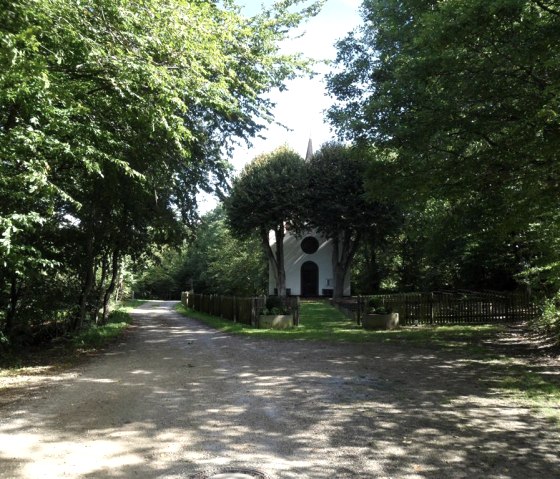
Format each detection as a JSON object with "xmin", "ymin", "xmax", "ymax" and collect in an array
[
  {"xmin": 492, "ymin": 369, "xmax": 560, "ymax": 423},
  {"xmin": 175, "ymin": 300, "xmax": 502, "ymax": 353},
  {"xmin": 71, "ymin": 300, "xmax": 145, "ymax": 350}
]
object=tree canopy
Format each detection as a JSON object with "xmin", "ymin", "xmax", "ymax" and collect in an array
[
  {"xmin": 1, "ymin": 0, "xmax": 320, "ymax": 340},
  {"xmin": 134, "ymin": 207, "xmax": 267, "ymax": 299},
  {"xmin": 225, "ymin": 145, "xmax": 307, "ymax": 296},
  {"xmin": 328, "ymin": 0, "xmax": 560, "ymax": 294},
  {"xmin": 305, "ymin": 142, "xmax": 396, "ymax": 297}
]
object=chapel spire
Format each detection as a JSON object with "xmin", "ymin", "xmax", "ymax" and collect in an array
[{"xmin": 305, "ymin": 138, "xmax": 313, "ymax": 161}]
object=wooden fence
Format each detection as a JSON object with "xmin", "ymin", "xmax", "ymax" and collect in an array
[
  {"xmin": 334, "ymin": 290, "xmax": 539, "ymax": 326},
  {"xmin": 181, "ymin": 292, "xmax": 300, "ymax": 327}
]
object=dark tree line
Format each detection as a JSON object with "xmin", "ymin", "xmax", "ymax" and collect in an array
[{"xmin": 327, "ymin": 0, "xmax": 560, "ymax": 334}]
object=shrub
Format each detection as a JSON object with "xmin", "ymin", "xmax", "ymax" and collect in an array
[
  {"xmin": 262, "ymin": 296, "xmax": 291, "ymax": 315},
  {"xmin": 366, "ymin": 297, "xmax": 392, "ymax": 314},
  {"xmin": 532, "ymin": 293, "xmax": 560, "ymax": 343}
]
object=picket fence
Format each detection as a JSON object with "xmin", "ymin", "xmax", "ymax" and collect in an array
[
  {"xmin": 335, "ymin": 290, "xmax": 539, "ymax": 326},
  {"xmin": 181, "ymin": 291, "xmax": 300, "ymax": 327}
]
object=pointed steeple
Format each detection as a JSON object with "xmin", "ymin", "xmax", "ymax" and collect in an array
[{"xmin": 305, "ymin": 138, "xmax": 313, "ymax": 161}]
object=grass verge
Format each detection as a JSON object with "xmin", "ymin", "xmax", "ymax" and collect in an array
[
  {"xmin": 176, "ymin": 301, "xmax": 502, "ymax": 354},
  {"xmin": 0, "ymin": 299, "xmax": 145, "ymax": 373},
  {"xmin": 490, "ymin": 368, "xmax": 560, "ymax": 424},
  {"xmin": 70, "ymin": 299, "xmax": 144, "ymax": 351}
]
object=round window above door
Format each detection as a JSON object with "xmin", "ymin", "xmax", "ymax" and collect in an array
[{"xmin": 301, "ymin": 236, "xmax": 319, "ymax": 254}]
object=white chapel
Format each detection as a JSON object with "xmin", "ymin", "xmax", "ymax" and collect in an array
[{"xmin": 268, "ymin": 140, "xmax": 351, "ymax": 297}]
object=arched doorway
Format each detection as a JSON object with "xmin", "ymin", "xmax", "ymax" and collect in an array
[{"xmin": 300, "ymin": 261, "xmax": 319, "ymax": 297}]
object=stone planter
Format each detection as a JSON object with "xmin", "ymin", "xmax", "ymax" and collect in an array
[
  {"xmin": 362, "ymin": 313, "xmax": 399, "ymax": 330},
  {"xmin": 258, "ymin": 314, "xmax": 293, "ymax": 330}
]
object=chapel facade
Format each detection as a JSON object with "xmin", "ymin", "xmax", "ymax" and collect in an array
[
  {"xmin": 268, "ymin": 230, "xmax": 351, "ymax": 297},
  {"xmin": 267, "ymin": 140, "xmax": 351, "ymax": 297}
]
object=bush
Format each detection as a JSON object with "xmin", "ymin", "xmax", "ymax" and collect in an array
[
  {"xmin": 533, "ymin": 293, "xmax": 560, "ymax": 342},
  {"xmin": 366, "ymin": 297, "xmax": 392, "ymax": 314},
  {"xmin": 262, "ymin": 296, "xmax": 291, "ymax": 315}
]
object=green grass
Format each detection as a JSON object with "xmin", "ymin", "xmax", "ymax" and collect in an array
[
  {"xmin": 176, "ymin": 300, "xmax": 502, "ymax": 353},
  {"xmin": 115, "ymin": 299, "xmax": 146, "ymax": 313},
  {"xmin": 71, "ymin": 299, "xmax": 145, "ymax": 350},
  {"xmin": 1, "ymin": 299, "xmax": 145, "ymax": 372},
  {"xmin": 492, "ymin": 369, "xmax": 560, "ymax": 423}
]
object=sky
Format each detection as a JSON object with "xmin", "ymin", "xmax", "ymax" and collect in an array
[{"xmin": 197, "ymin": 0, "xmax": 362, "ymax": 213}]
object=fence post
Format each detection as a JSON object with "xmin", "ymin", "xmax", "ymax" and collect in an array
[
  {"xmin": 250, "ymin": 297, "xmax": 257, "ymax": 327},
  {"xmin": 430, "ymin": 292, "xmax": 434, "ymax": 325},
  {"xmin": 294, "ymin": 296, "xmax": 300, "ymax": 326},
  {"xmin": 357, "ymin": 295, "xmax": 362, "ymax": 326}
]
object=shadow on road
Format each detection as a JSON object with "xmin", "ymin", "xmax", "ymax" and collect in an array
[{"xmin": 1, "ymin": 301, "xmax": 559, "ymax": 478}]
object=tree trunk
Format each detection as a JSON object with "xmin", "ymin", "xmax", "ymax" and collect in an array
[
  {"xmin": 274, "ymin": 227, "xmax": 287, "ymax": 297},
  {"xmin": 93, "ymin": 254, "xmax": 109, "ymax": 325},
  {"xmin": 114, "ymin": 266, "xmax": 124, "ymax": 303},
  {"xmin": 5, "ymin": 275, "xmax": 20, "ymax": 335},
  {"xmin": 101, "ymin": 251, "xmax": 120, "ymax": 324},
  {"xmin": 331, "ymin": 230, "xmax": 359, "ymax": 299},
  {"xmin": 75, "ymin": 232, "xmax": 95, "ymax": 330},
  {"xmin": 260, "ymin": 225, "xmax": 287, "ymax": 297},
  {"xmin": 332, "ymin": 262, "xmax": 347, "ymax": 300}
]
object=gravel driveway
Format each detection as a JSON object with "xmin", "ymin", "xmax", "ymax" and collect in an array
[{"xmin": 1, "ymin": 300, "xmax": 559, "ymax": 478}]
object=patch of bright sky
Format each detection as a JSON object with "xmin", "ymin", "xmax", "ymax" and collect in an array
[{"xmin": 198, "ymin": 0, "xmax": 362, "ymax": 213}]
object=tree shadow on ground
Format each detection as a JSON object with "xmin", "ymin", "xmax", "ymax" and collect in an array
[{"xmin": 1, "ymin": 301, "xmax": 559, "ymax": 479}]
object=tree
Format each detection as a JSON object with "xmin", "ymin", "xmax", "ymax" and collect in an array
[
  {"xmin": 184, "ymin": 207, "xmax": 267, "ymax": 296},
  {"xmin": 306, "ymin": 142, "xmax": 396, "ymax": 298},
  {"xmin": 133, "ymin": 207, "xmax": 267, "ymax": 298},
  {"xmin": 328, "ymin": 0, "xmax": 560, "ymax": 293},
  {"xmin": 225, "ymin": 146, "xmax": 307, "ymax": 297},
  {"xmin": 1, "ymin": 0, "xmax": 321, "ymax": 339}
]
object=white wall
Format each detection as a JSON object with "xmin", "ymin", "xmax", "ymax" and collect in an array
[{"xmin": 268, "ymin": 230, "xmax": 351, "ymax": 296}]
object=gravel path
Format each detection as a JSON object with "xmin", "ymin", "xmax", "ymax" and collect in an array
[{"xmin": 1, "ymin": 301, "xmax": 559, "ymax": 478}]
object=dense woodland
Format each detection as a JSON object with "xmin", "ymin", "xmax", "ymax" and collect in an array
[
  {"xmin": 2, "ymin": 0, "xmax": 559, "ymax": 347},
  {"xmin": 0, "ymin": 0, "xmax": 319, "ymax": 346}
]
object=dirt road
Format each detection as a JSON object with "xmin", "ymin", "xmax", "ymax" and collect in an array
[{"xmin": 1, "ymin": 301, "xmax": 559, "ymax": 478}]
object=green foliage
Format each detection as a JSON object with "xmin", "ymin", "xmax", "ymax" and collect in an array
[
  {"xmin": 225, "ymin": 146, "xmax": 307, "ymax": 296},
  {"xmin": 192, "ymin": 208, "xmax": 267, "ymax": 296},
  {"xmin": 366, "ymin": 297, "xmax": 392, "ymax": 315},
  {"xmin": 533, "ymin": 293, "xmax": 560, "ymax": 339},
  {"xmin": 328, "ymin": 0, "xmax": 560, "ymax": 295},
  {"xmin": 134, "ymin": 207, "xmax": 267, "ymax": 298},
  {"xmin": 133, "ymin": 248, "xmax": 187, "ymax": 299},
  {"xmin": 68, "ymin": 300, "xmax": 136, "ymax": 349},
  {"xmin": 305, "ymin": 142, "xmax": 401, "ymax": 296},
  {"xmin": 226, "ymin": 146, "xmax": 308, "ymax": 238},
  {"xmin": 306, "ymin": 143, "xmax": 372, "ymax": 239},
  {"xmin": 1, "ymin": 0, "xmax": 318, "ymax": 340},
  {"xmin": 262, "ymin": 295, "xmax": 292, "ymax": 315}
]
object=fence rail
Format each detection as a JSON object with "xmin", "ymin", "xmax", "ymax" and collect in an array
[
  {"xmin": 181, "ymin": 292, "xmax": 299, "ymax": 327},
  {"xmin": 334, "ymin": 290, "xmax": 539, "ymax": 326}
]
